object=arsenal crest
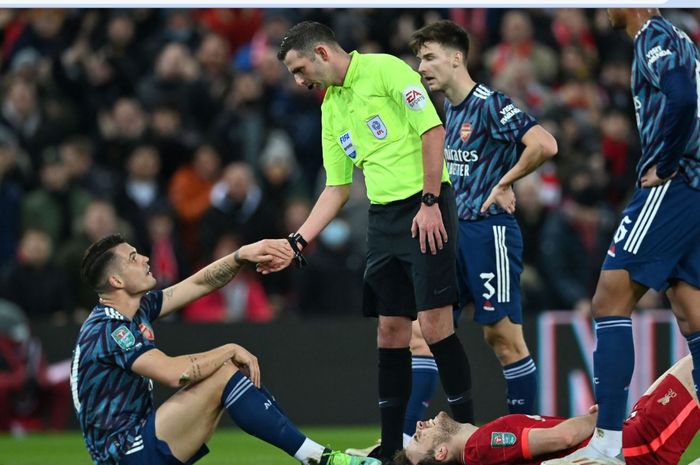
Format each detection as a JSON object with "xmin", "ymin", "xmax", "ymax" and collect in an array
[{"xmin": 460, "ymin": 123, "xmax": 472, "ymax": 142}]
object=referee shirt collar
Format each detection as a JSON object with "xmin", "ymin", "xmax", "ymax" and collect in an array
[{"xmin": 341, "ymin": 50, "xmax": 360, "ymax": 88}]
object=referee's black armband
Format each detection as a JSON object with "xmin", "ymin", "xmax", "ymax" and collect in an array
[{"xmin": 287, "ymin": 232, "xmax": 308, "ymax": 268}]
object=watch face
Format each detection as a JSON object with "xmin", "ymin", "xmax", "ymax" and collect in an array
[{"xmin": 422, "ymin": 193, "xmax": 438, "ymax": 206}]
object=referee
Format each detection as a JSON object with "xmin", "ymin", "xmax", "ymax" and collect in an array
[{"xmin": 273, "ymin": 21, "xmax": 474, "ymax": 464}]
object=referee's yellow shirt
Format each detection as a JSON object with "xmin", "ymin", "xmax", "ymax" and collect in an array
[{"xmin": 321, "ymin": 51, "xmax": 449, "ymax": 205}]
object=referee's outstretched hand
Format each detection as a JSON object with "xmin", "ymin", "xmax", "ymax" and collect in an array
[{"xmin": 412, "ymin": 204, "xmax": 448, "ymax": 255}]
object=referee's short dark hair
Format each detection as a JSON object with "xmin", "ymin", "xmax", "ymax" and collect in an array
[
  {"xmin": 81, "ymin": 234, "xmax": 126, "ymax": 292},
  {"xmin": 409, "ymin": 20, "xmax": 470, "ymax": 64},
  {"xmin": 277, "ymin": 21, "xmax": 338, "ymax": 61}
]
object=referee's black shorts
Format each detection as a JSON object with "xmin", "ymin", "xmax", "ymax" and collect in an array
[{"xmin": 363, "ymin": 182, "xmax": 459, "ymax": 319}]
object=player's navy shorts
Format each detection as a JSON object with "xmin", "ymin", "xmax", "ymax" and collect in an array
[
  {"xmin": 455, "ymin": 213, "xmax": 523, "ymax": 325},
  {"xmin": 119, "ymin": 411, "xmax": 209, "ymax": 465},
  {"xmin": 623, "ymin": 374, "xmax": 700, "ymax": 465},
  {"xmin": 603, "ymin": 176, "xmax": 700, "ymax": 291},
  {"xmin": 363, "ymin": 183, "xmax": 459, "ymax": 318}
]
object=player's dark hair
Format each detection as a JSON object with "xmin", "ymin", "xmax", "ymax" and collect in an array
[
  {"xmin": 81, "ymin": 234, "xmax": 126, "ymax": 292},
  {"xmin": 409, "ymin": 20, "xmax": 470, "ymax": 65},
  {"xmin": 277, "ymin": 21, "xmax": 339, "ymax": 61}
]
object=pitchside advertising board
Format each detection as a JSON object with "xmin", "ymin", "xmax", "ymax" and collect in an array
[
  {"xmin": 36, "ymin": 311, "xmax": 689, "ymax": 426},
  {"xmin": 537, "ymin": 310, "xmax": 688, "ymax": 418}
]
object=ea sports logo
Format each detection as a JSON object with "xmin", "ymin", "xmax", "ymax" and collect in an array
[{"xmin": 403, "ymin": 85, "xmax": 427, "ymax": 111}]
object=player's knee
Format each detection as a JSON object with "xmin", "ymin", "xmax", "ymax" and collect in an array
[
  {"xmin": 418, "ymin": 308, "xmax": 454, "ymax": 344},
  {"xmin": 378, "ymin": 320, "xmax": 411, "ymax": 347},
  {"xmin": 484, "ymin": 330, "xmax": 528, "ymax": 363},
  {"xmin": 208, "ymin": 362, "xmax": 238, "ymax": 399},
  {"xmin": 591, "ymin": 292, "xmax": 616, "ymax": 318}
]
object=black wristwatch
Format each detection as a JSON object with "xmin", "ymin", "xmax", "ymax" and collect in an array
[
  {"xmin": 287, "ymin": 233, "xmax": 308, "ymax": 268},
  {"xmin": 421, "ymin": 192, "xmax": 439, "ymax": 206}
]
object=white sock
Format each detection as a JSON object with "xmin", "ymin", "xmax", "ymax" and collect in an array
[
  {"xmin": 294, "ymin": 438, "xmax": 326, "ymax": 464},
  {"xmin": 403, "ymin": 433, "xmax": 412, "ymax": 447},
  {"xmin": 588, "ymin": 428, "xmax": 623, "ymax": 457}
]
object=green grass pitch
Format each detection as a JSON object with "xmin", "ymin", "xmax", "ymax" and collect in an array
[{"xmin": 0, "ymin": 426, "xmax": 698, "ymax": 465}]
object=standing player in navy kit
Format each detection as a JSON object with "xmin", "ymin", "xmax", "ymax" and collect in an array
[
  {"xmin": 409, "ymin": 20, "xmax": 557, "ymax": 415},
  {"xmin": 548, "ymin": 8, "xmax": 700, "ymax": 465}
]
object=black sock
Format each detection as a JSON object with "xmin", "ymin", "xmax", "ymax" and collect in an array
[
  {"xmin": 429, "ymin": 333, "xmax": 474, "ymax": 423},
  {"xmin": 378, "ymin": 347, "xmax": 411, "ymax": 460}
]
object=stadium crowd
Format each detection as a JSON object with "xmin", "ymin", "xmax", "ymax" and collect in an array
[{"xmin": 1, "ymin": 7, "xmax": 699, "ymax": 329}]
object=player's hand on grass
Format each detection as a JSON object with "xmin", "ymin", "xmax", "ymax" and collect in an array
[
  {"xmin": 412, "ymin": 204, "xmax": 448, "ymax": 255},
  {"xmin": 640, "ymin": 164, "xmax": 676, "ymax": 188},
  {"xmin": 230, "ymin": 344, "xmax": 261, "ymax": 387},
  {"xmin": 481, "ymin": 184, "xmax": 515, "ymax": 214}
]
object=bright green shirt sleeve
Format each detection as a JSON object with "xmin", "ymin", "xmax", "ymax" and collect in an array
[
  {"xmin": 322, "ymin": 109, "xmax": 354, "ymax": 186},
  {"xmin": 376, "ymin": 55, "xmax": 442, "ymax": 136}
]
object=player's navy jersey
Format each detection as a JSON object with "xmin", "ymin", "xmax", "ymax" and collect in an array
[
  {"xmin": 444, "ymin": 84, "xmax": 537, "ymax": 221},
  {"xmin": 632, "ymin": 16, "xmax": 700, "ymax": 189},
  {"xmin": 462, "ymin": 414, "xmax": 588, "ymax": 465},
  {"xmin": 70, "ymin": 291, "xmax": 162, "ymax": 465}
]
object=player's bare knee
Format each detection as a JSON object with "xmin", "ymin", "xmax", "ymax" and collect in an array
[
  {"xmin": 418, "ymin": 308, "xmax": 454, "ymax": 344},
  {"xmin": 378, "ymin": 319, "xmax": 411, "ymax": 347}
]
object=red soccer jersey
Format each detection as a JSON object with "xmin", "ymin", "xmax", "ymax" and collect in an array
[
  {"xmin": 462, "ymin": 414, "xmax": 589, "ymax": 465},
  {"xmin": 623, "ymin": 374, "xmax": 700, "ymax": 465}
]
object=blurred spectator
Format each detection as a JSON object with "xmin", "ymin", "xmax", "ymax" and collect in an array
[
  {"xmin": 0, "ymin": 299, "xmax": 71, "ymax": 433},
  {"xmin": 551, "ymin": 9, "xmax": 598, "ymax": 69},
  {"xmin": 59, "ymin": 135, "xmax": 116, "ymax": 200},
  {"xmin": 137, "ymin": 41, "xmax": 212, "ymax": 130},
  {"xmin": 539, "ymin": 169, "xmax": 615, "ymax": 313},
  {"xmin": 195, "ymin": 9, "xmax": 263, "ymax": 56},
  {"xmin": 514, "ymin": 174, "xmax": 548, "ymax": 313},
  {"xmin": 484, "ymin": 10, "xmax": 558, "ymax": 84},
  {"xmin": 55, "ymin": 199, "xmax": 129, "ymax": 318},
  {"xmin": 146, "ymin": 102, "xmax": 199, "ymax": 180},
  {"xmin": 144, "ymin": 206, "xmax": 188, "ymax": 289},
  {"xmin": 0, "ymin": 143, "xmax": 23, "ymax": 265},
  {"xmin": 212, "ymin": 71, "xmax": 265, "ymax": 166},
  {"xmin": 0, "ymin": 78, "xmax": 68, "ymax": 169},
  {"xmin": 296, "ymin": 218, "xmax": 364, "ymax": 317},
  {"xmin": 168, "ymin": 143, "xmax": 222, "ymax": 267},
  {"xmin": 182, "ymin": 233, "xmax": 273, "ymax": 323},
  {"xmin": 0, "ymin": 229, "xmax": 72, "ymax": 324},
  {"xmin": 114, "ymin": 144, "xmax": 169, "ymax": 250},
  {"xmin": 199, "ymin": 161, "xmax": 279, "ymax": 256},
  {"xmin": 20, "ymin": 148, "xmax": 92, "ymax": 247},
  {"xmin": 258, "ymin": 129, "xmax": 308, "ymax": 210},
  {"xmin": 195, "ymin": 32, "xmax": 233, "ymax": 111},
  {"xmin": 599, "ymin": 110, "xmax": 638, "ymax": 207},
  {"xmin": 94, "ymin": 97, "xmax": 149, "ymax": 171},
  {"xmin": 491, "ymin": 59, "xmax": 556, "ymax": 116}
]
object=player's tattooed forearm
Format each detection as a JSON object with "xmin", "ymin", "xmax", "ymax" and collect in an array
[
  {"xmin": 203, "ymin": 261, "xmax": 238, "ymax": 289},
  {"xmin": 178, "ymin": 356, "xmax": 200, "ymax": 386},
  {"xmin": 164, "ymin": 287, "xmax": 174, "ymax": 300}
]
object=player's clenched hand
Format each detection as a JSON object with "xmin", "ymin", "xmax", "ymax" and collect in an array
[
  {"xmin": 481, "ymin": 184, "xmax": 515, "ymax": 214},
  {"xmin": 411, "ymin": 204, "xmax": 448, "ymax": 255},
  {"xmin": 229, "ymin": 344, "xmax": 261, "ymax": 387},
  {"xmin": 640, "ymin": 164, "xmax": 675, "ymax": 188},
  {"xmin": 239, "ymin": 239, "xmax": 293, "ymax": 274}
]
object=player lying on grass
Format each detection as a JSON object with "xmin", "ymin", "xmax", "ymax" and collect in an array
[
  {"xmin": 393, "ymin": 354, "xmax": 699, "ymax": 465},
  {"xmin": 71, "ymin": 234, "xmax": 378, "ymax": 465}
]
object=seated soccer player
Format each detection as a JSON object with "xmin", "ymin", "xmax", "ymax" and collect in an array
[
  {"xmin": 394, "ymin": 355, "xmax": 700, "ymax": 465},
  {"xmin": 71, "ymin": 234, "xmax": 379, "ymax": 465}
]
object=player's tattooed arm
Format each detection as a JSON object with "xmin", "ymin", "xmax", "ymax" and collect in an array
[
  {"xmin": 178, "ymin": 355, "xmax": 204, "ymax": 386},
  {"xmin": 202, "ymin": 260, "xmax": 240, "ymax": 290}
]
